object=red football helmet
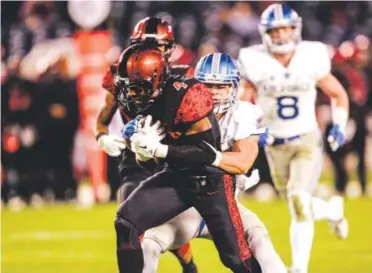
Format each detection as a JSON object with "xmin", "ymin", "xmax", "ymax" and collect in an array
[
  {"xmin": 114, "ymin": 44, "xmax": 169, "ymax": 114},
  {"xmin": 130, "ymin": 17, "xmax": 175, "ymax": 57}
]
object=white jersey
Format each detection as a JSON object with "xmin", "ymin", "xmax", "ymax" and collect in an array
[
  {"xmin": 238, "ymin": 41, "xmax": 331, "ymax": 138},
  {"xmin": 219, "ymin": 101, "xmax": 265, "ymax": 152}
]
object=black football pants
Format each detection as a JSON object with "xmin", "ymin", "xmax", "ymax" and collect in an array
[
  {"xmin": 115, "ymin": 169, "xmax": 253, "ymax": 273},
  {"xmin": 117, "ymin": 171, "xmax": 153, "ymax": 202}
]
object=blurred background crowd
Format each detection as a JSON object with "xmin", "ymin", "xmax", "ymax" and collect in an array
[{"xmin": 1, "ymin": 1, "xmax": 372, "ymax": 209}]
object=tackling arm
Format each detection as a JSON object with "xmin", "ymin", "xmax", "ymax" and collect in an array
[{"xmin": 217, "ymin": 136, "xmax": 259, "ymax": 174}]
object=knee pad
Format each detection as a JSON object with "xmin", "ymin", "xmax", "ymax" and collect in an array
[
  {"xmin": 115, "ymin": 216, "xmax": 142, "ymax": 250},
  {"xmin": 141, "ymin": 238, "xmax": 163, "ymax": 257},
  {"xmin": 246, "ymin": 226, "xmax": 269, "ymax": 246},
  {"xmin": 238, "ymin": 205, "xmax": 268, "ymax": 243},
  {"xmin": 143, "ymin": 224, "xmax": 176, "ymax": 253},
  {"xmin": 141, "ymin": 239, "xmax": 162, "ymax": 273},
  {"xmin": 287, "ymin": 190, "xmax": 312, "ymax": 222}
]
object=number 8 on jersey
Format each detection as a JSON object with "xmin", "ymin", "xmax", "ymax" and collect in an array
[{"xmin": 277, "ymin": 96, "xmax": 299, "ymax": 120}]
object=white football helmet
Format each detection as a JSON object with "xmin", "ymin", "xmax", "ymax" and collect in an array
[{"xmin": 259, "ymin": 4, "xmax": 302, "ymax": 54}]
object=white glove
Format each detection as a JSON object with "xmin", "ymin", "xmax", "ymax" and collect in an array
[
  {"xmin": 236, "ymin": 169, "xmax": 260, "ymax": 191},
  {"xmin": 138, "ymin": 115, "xmax": 166, "ymax": 138},
  {"xmin": 131, "ymin": 115, "xmax": 166, "ymax": 159},
  {"xmin": 131, "ymin": 133, "xmax": 157, "ymax": 159},
  {"xmin": 98, "ymin": 134, "xmax": 126, "ymax": 157}
]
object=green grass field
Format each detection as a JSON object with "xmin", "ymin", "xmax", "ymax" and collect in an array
[{"xmin": 2, "ymin": 197, "xmax": 372, "ymax": 273}]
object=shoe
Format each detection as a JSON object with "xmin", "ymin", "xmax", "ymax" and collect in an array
[
  {"xmin": 331, "ymin": 217, "xmax": 349, "ymax": 240},
  {"xmin": 328, "ymin": 196, "xmax": 349, "ymax": 239}
]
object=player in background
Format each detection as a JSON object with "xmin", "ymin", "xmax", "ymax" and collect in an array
[
  {"xmin": 95, "ymin": 17, "xmax": 197, "ymax": 273},
  {"xmin": 121, "ymin": 53, "xmax": 287, "ymax": 273},
  {"xmin": 238, "ymin": 4, "xmax": 350, "ymax": 273}
]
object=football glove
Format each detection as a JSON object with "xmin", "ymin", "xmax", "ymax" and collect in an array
[
  {"xmin": 258, "ymin": 128, "xmax": 273, "ymax": 147},
  {"xmin": 130, "ymin": 115, "xmax": 166, "ymax": 159},
  {"xmin": 98, "ymin": 135, "xmax": 126, "ymax": 157},
  {"xmin": 327, "ymin": 124, "xmax": 345, "ymax": 151}
]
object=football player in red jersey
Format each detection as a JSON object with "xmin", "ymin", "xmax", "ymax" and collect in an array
[
  {"xmin": 95, "ymin": 17, "xmax": 197, "ymax": 273},
  {"xmin": 102, "ymin": 17, "xmax": 194, "ymax": 95},
  {"xmin": 112, "ymin": 44, "xmax": 253, "ymax": 273}
]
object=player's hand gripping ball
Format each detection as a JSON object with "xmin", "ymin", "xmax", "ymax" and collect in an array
[{"xmin": 129, "ymin": 115, "xmax": 166, "ymax": 161}]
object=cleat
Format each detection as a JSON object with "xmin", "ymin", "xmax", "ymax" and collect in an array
[
  {"xmin": 331, "ymin": 218, "xmax": 349, "ymax": 240},
  {"xmin": 328, "ymin": 196, "xmax": 349, "ymax": 239}
]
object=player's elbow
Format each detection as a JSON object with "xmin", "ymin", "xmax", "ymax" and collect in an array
[
  {"xmin": 234, "ymin": 156, "xmax": 255, "ymax": 174},
  {"xmin": 235, "ymin": 163, "xmax": 250, "ymax": 175}
]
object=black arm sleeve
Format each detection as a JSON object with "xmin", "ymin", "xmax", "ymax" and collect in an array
[{"xmin": 165, "ymin": 129, "xmax": 218, "ymax": 165}]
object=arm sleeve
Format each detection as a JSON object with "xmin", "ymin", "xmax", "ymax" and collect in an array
[{"xmin": 166, "ymin": 129, "xmax": 218, "ymax": 165}]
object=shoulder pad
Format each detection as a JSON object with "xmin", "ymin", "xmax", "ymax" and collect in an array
[{"xmin": 175, "ymin": 81, "xmax": 213, "ymax": 124}]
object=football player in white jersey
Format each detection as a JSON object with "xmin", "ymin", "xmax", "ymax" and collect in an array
[
  {"xmin": 238, "ymin": 4, "xmax": 350, "ymax": 273},
  {"xmin": 124, "ymin": 53, "xmax": 287, "ymax": 273}
]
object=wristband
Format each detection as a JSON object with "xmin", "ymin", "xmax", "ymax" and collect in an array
[{"xmin": 332, "ymin": 106, "xmax": 348, "ymax": 133}]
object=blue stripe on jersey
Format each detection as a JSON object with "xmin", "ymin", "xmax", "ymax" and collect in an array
[{"xmin": 197, "ymin": 219, "xmax": 206, "ymax": 237}]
